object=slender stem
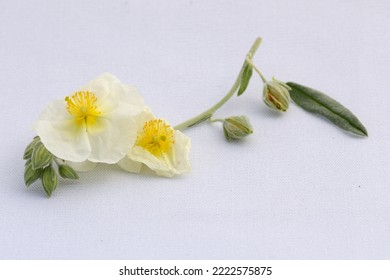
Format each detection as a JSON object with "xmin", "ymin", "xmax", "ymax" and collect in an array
[
  {"xmin": 209, "ymin": 118, "xmax": 224, "ymax": 123},
  {"xmin": 246, "ymin": 58, "xmax": 267, "ymax": 83},
  {"xmin": 173, "ymin": 37, "xmax": 263, "ymax": 131}
]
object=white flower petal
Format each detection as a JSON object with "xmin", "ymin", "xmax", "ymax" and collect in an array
[
  {"xmin": 80, "ymin": 73, "xmax": 147, "ymax": 163},
  {"xmin": 78, "ymin": 73, "xmax": 119, "ymax": 100},
  {"xmin": 117, "ymin": 156, "xmax": 143, "ymax": 173},
  {"xmin": 170, "ymin": 130, "xmax": 191, "ymax": 174},
  {"xmin": 134, "ymin": 108, "xmax": 155, "ymax": 127},
  {"xmin": 87, "ymin": 114, "xmax": 138, "ymax": 163},
  {"xmin": 79, "ymin": 73, "xmax": 145, "ymax": 117},
  {"xmin": 128, "ymin": 146, "xmax": 175, "ymax": 176},
  {"xmin": 34, "ymin": 100, "xmax": 91, "ymax": 162},
  {"xmin": 112, "ymin": 81, "xmax": 145, "ymax": 116}
]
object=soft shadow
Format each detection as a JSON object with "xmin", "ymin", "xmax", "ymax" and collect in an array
[
  {"xmin": 256, "ymin": 104, "xmax": 285, "ymax": 119},
  {"xmin": 244, "ymin": 94, "xmax": 285, "ymax": 119}
]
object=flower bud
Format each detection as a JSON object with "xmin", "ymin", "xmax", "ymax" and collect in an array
[
  {"xmin": 24, "ymin": 161, "xmax": 43, "ymax": 186},
  {"xmin": 263, "ymin": 77, "xmax": 291, "ymax": 112},
  {"xmin": 58, "ymin": 164, "xmax": 79, "ymax": 180},
  {"xmin": 23, "ymin": 136, "xmax": 40, "ymax": 160},
  {"xmin": 223, "ymin": 116, "xmax": 253, "ymax": 141},
  {"xmin": 42, "ymin": 165, "xmax": 58, "ymax": 197},
  {"xmin": 31, "ymin": 140, "xmax": 53, "ymax": 170}
]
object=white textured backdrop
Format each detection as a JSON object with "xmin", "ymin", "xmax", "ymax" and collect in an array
[{"xmin": 1, "ymin": 0, "xmax": 389, "ymax": 259}]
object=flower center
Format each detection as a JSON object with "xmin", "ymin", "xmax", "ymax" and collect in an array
[
  {"xmin": 136, "ymin": 119, "xmax": 175, "ymax": 157},
  {"xmin": 65, "ymin": 91, "xmax": 101, "ymax": 126}
]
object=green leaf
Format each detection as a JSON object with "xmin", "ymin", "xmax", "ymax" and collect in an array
[
  {"xmin": 31, "ymin": 140, "xmax": 54, "ymax": 170},
  {"xmin": 23, "ymin": 136, "xmax": 40, "ymax": 160},
  {"xmin": 287, "ymin": 82, "xmax": 368, "ymax": 137},
  {"xmin": 237, "ymin": 63, "xmax": 253, "ymax": 96},
  {"xmin": 58, "ymin": 165, "xmax": 79, "ymax": 180},
  {"xmin": 24, "ymin": 161, "xmax": 43, "ymax": 187},
  {"xmin": 42, "ymin": 165, "xmax": 58, "ymax": 197}
]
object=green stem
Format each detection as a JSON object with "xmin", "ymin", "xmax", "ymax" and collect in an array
[
  {"xmin": 209, "ymin": 118, "xmax": 224, "ymax": 123},
  {"xmin": 246, "ymin": 58, "xmax": 267, "ymax": 83},
  {"xmin": 173, "ymin": 37, "xmax": 263, "ymax": 131}
]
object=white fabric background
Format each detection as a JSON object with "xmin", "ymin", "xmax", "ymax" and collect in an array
[{"xmin": 1, "ymin": 0, "xmax": 389, "ymax": 259}]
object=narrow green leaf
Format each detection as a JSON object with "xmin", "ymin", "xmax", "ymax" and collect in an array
[
  {"xmin": 31, "ymin": 141, "xmax": 53, "ymax": 170},
  {"xmin": 237, "ymin": 63, "xmax": 253, "ymax": 96},
  {"xmin": 287, "ymin": 82, "xmax": 368, "ymax": 137},
  {"xmin": 24, "ymin": 162, "xmax": 43, "ymax": 187},
  {"xmin": 23, "ymin": 136, "xmax": 40, "ymax": 160},
  {"xmin": 58, "ymin": 165, "xmax": 79, "ymax": 180},
  {"xmin": 42, "ymin": 165, "xmax": 58, "ymax": 197}
]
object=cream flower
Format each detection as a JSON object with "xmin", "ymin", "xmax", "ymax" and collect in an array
[
  {"xmin": 34, "ymin": 73, "xmax": 146, "ymax": 164},
  {"xmin": 118, "ymin": 109, "xmax": 191, "ymax": 177}
]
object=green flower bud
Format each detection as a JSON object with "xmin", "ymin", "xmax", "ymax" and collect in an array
[
  {"xmin": 58, "ymin": 164, "xmax": 79, "ymax": 180},
  {"xmin": 42, "ymin": 165, "xmax": 58, "ymax": 197},
  {"xmin": 31, "ymin": 140, "xmax": 53, "ymax": 170},
  {"xmin": 23, "ymin": 136, "xmax": 40, "ymax": 160},
  {"xmin": 263, "ymin": 77, "xmax": 291, "ymax": 112},
  {"xmin": 24, "ymin": 161, "xmax": 43, "ymax": 187},
  {"xmin": 223, "ymin": 115, "xmax": 253, "ymax": 141}
]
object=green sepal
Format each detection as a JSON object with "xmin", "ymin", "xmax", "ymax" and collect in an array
[
  {"xmin": 31, "ymin": 140, "xmax": 54, "ymax": 170},
  {"xmin": 24, "ymin": 161, "xmax": 43, "ymax": 187},
  {"xmin": 58, "ymin": 164, "xmax": 79, "ymax": 180},
  {"xmin": 237, "ymin": 63, "xmax": 253, "ymax": 96},
  {"xmin": 42, "ymin": 165, "xmax": 58, "ymax": 197},
  {"xmin": 23, "ymin": 136, "xmax": 40, "ymax": 160},
  {"xmin": 287, "ymin": 82, "xmax": 368, "ymax": 137}
]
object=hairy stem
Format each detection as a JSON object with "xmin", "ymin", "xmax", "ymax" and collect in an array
[{"xmin": 174, "ymin": 37, "xmax": 263, "ymax": 131}]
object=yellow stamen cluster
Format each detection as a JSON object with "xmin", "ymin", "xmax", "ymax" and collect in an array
[
  {"xmin": 65, "ymin": 91, "xmax": 101, "ymax": 126},
  {"xmin": 136, "ymin": 119, "xmax": 175, "ymax": 157}
]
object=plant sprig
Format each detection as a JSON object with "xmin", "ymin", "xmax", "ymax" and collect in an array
[
  {"xmin": 24, "ymin": 36, "xmax": 368, "ymax": 197},
  {"xmin": 174, "ymin": 36, "xmax": 367, "ymax": 138},
  {"xmin": 23, "ymin": 136, "xmax": 79, "ymax": 197}
]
